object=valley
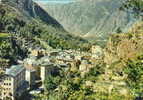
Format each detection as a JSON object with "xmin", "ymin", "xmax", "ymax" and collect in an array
[{"xmin": 0, "ymin": 0, "xmax": 143, "ymax": 100}]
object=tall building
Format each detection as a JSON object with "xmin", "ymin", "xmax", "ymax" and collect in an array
[
  {"xmin": 25, "ymin": 68, "xmax": 36, "ymax": 89},
  {"xmin": 1, "ymin": 65, "xmax": 27, "ymax": 100},
  {"xmin": 40, "ymin": 63, "xmax": 53, "ymax": 83}
]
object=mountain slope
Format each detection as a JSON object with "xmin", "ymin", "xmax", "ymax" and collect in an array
[
  {"xmin": 0, "ymin": 2, "xmax": 90, "ymax": 63},
  {"xmin": 38, "ymin": 0, "xmax": 137, "ymax": 41},
  {"xmin": 2, "ymin": 0, "xmax": 64, "ymax": 29}
]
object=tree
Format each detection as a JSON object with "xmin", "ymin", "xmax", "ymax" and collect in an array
[
  {"xmin": 44, "ymin": 75, "xmax": 60, "ymax": 92},
  {"xmin": 123, "ymin": 0, "xmax": 143, "ymax": 19},
  {"xmin": 123, "ymin": 55, "xmax": 143, "ymax": 98}
]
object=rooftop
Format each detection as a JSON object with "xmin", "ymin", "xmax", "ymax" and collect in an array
[
  {"xmin": 6, "ymin": 65, "xmax": 25, "ymax": 77},
  {"xmin": 41, "ymin": 62, "xmax": 53, "ymax": 67}
]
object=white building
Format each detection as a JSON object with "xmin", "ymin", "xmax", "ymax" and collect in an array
[
  {"xmin": 1, "ymin": 65, "xmax": 27, "ymax": 100},
  {"xmin": 40, "ymin": 63, "xmax": 53, "ymax": 86}
]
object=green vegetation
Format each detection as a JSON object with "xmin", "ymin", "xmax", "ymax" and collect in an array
[
  {"xmin": 123, "ymin": 55, "xmax": 143, "ymax": 98},
  {"xmin": 33, "ymin": 61, "xmax": 134, "ymax": 100},
  {"xmin": 0, "ymin": 39, "xmax": 11, "ymax": 58},
  {"xmin": 0, "ymin": 4, "xmax": 90, "ymax": 50},
  {"xmin": 123, "ymin": 0, "xmax": 143, "ymax": 18},
  {"xmin": 44, "ymin": 75, "xmax": 60, "ymax": 92},
  {"xmin": 1, "ymin": 1, "xmax": 143, "ymax": 100},
  {"xmin": 0, "ymin": 33, "xmax": 9, "ymax": 38},
  {"xmin": 33, "ymin": 32, "xmax": 143, "ymax": 100}
]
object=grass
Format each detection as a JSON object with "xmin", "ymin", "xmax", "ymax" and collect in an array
[
  {"xmin": 0, "ymin": 33, "xmax": 10, "ymax": 38},
  {"xmin": 0, "ymin": 33, "xmax": 10, "ymax": 44}
]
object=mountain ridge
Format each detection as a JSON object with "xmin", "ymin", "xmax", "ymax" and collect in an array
[{"xmin": 37, "ymin": 0, "xmax": 137, "ymax": 41}]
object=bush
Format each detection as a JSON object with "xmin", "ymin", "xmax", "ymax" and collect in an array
[
  {"xmin": 44, "ymin": 75, "xmax": 60, "ymax": 92},
  {"xmin": 123, "ymin": 55, "xmax": 143, "ymax": 97}
]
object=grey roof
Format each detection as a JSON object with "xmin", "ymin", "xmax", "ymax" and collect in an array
[
  {"xmin": 24, "ymin": 56, "xmax": 38, "ymax": 65},
  {"xmin": 41, "ymin": 62, "xmax": 53, "ymax": 67},
  {"xmin": 6, "ymin": 65, "xmax": 25, "ymax": 77},
  {"xmin": 59, "ymin": 64, "xmax": 68, "ymax": 68}
]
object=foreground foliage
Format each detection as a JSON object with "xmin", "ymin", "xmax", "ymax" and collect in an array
[{"xmin": 124, "ymin": 55, "xmax": 143, "ymax": 98}]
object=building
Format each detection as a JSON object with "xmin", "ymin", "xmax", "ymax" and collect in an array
[
  {"xmin": 30, "ymin": 49, "xmax": 45, "ymax": 57},
  {"xmin": 79, "ymin": 60, "xmax": 93, "ymax": 77},
  {"xmin": 40, "ymin": 63, "xmax": 53, "ymax": 83},
  {"xmin": 1, "ymin": 65, "xmax": 27, "ymax": 100},
  {"xmin": 25, "ymin": 69, "xmax": 36, "ymax": 89},
  {"xmin": 91, "ymin": 45, "xmax": 103, "ymax": 59},
  {"xmin": 40, "ymin": 63, "xmax": 60, "ymax": 87}
]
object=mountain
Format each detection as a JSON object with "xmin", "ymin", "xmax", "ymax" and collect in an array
[
  {"xmin": 37, "ymin": 0, "xmax": 138, "ymax": 41},
  {"xmin": 0, "ymin": 0, "xmax": 90, "ymax": 62},
  {"xmin": 1, "ymin": 0, "xmax": 64, "ymax": 29}
]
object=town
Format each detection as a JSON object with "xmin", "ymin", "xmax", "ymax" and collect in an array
[{"xmin": 0, "ymin": 45, "xmax": 103, "ymax": 100}]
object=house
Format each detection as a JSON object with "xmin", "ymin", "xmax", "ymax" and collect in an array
[
  {"xmin": 91, "ymin": 45, "xmax": 103, "ymax": 59},
  {"xmin": 74, "ymin": 54, "xmax": 82, "ymax": 60},
  {"xmin": 1, "ymin": 65, "xmax": 28, "ymax": 100},
  {"xmin": 30, "ymin": 48, "xmax": 46, "ymax": 57},
  {"xmin": 49, "ymin": 50, "xmax": 60, "ymax": 56},
  {"xmin": 79, "ymin": 60, "xmax": 93, "ymax": 77}
]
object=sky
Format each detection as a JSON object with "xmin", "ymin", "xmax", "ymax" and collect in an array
[{"xmin": 34, "ymin": 0, "xmax": 76, "ymax": 4}]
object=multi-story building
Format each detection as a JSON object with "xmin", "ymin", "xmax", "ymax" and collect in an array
[
  {"xmin": 40, "ymin": 62, "xmax": 60, "ymax": 88},
  {"xmin": 1, "ymin": 65, "xmax": 27, "ymax": 100},
  {"xmin": 40, "ymin": 63, "xmax": 53, "ymax": 83},
  {"xmin": 25, "ymin": 68, "xmax": 36, "ymax": 89}
]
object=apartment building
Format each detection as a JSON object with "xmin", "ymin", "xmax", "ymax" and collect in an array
[{"xmin": 1, "ymin": 65, "xmax": 27, "ymax": 100}]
